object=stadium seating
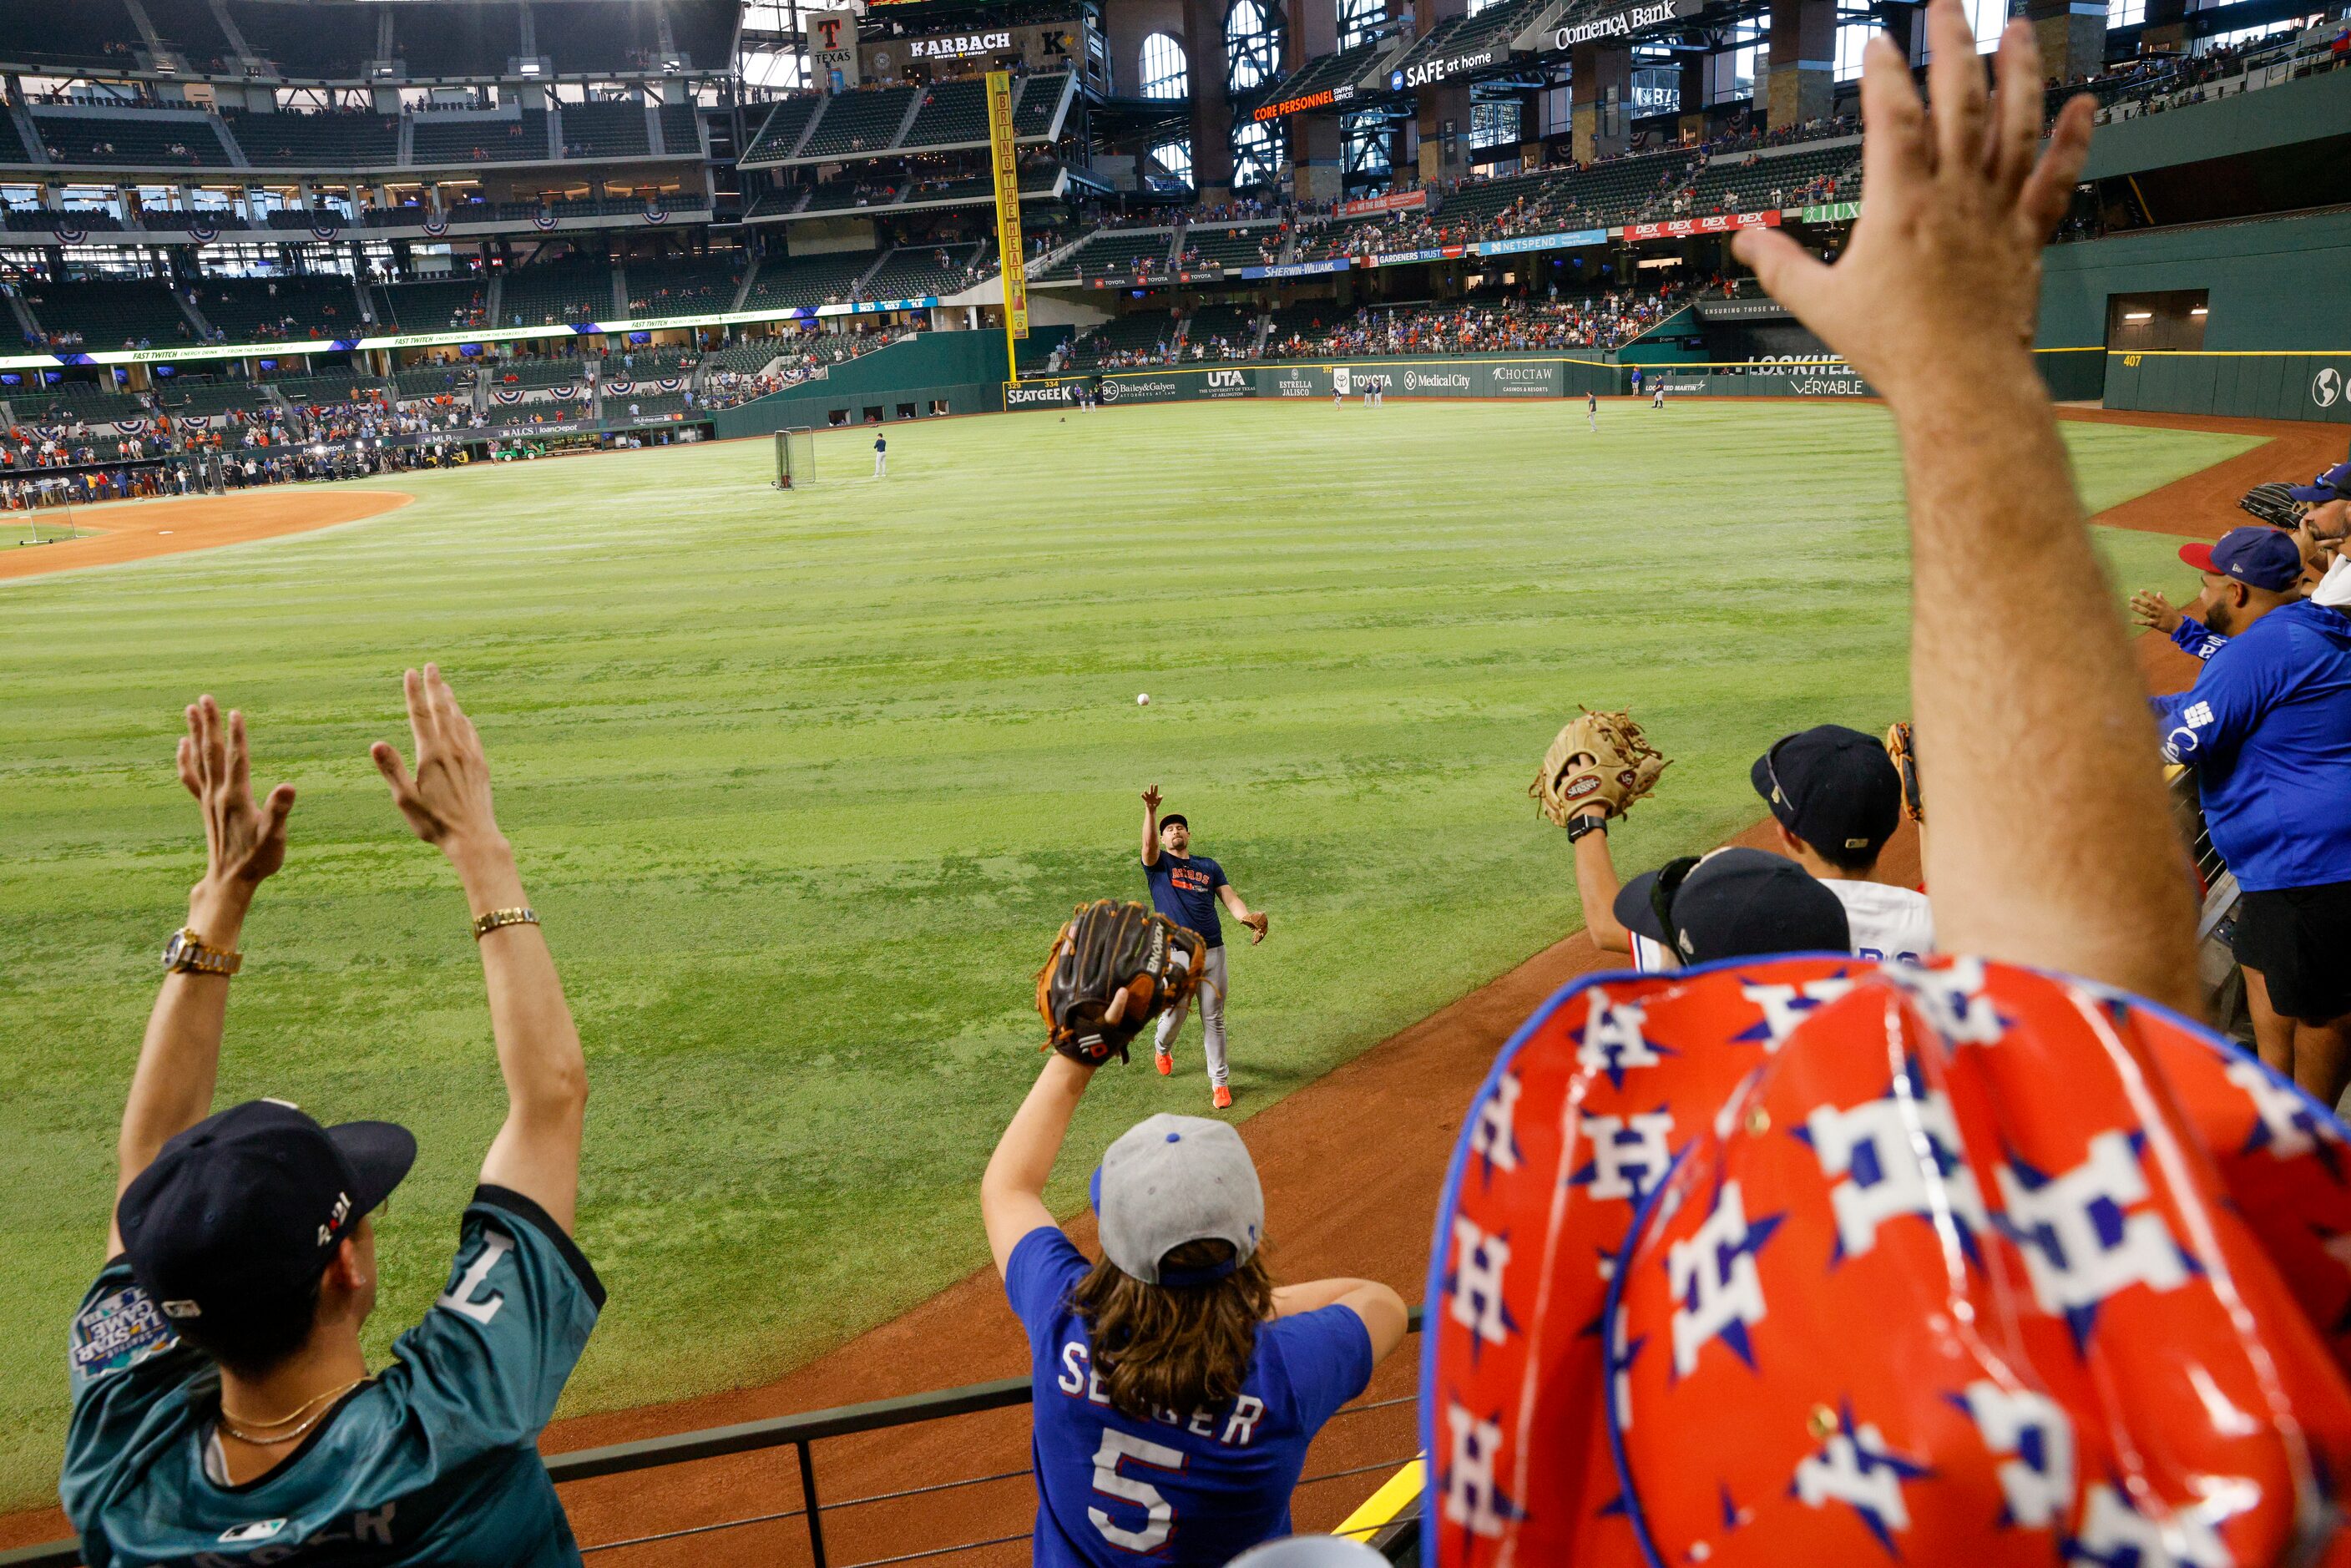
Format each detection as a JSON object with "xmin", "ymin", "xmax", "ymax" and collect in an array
[
  {"xmin": 1178, "ymin": 225, "xmax": 1281, "ymax": 271},
  {"xmin": 190, "ymin": 276, "xmax": 366, "ymax": 342},
  {"xmin": 384, "ymin": 1, "xmax": 523, "ymax": 78},
  {"xmin": 29, "ymin": 112, "xmax": 230, "ymax": 169},
  {"xmin": 222, "ymin": 109, "xmax": 402, "ymax": 168},
  {"xmin": 483, "ymin": 356, "xmax": 595, "ymax": 392},
  {"xmin": 806, "ymin": 176, "xmax": 898, "ymax": 213},
  {"xmin": 902, "ymin": 79, "xmax": 988, "ymax": 149},
  {"xmin": 141, "ymin": 0, "xmax": 235, "ymax": 71},
  {"xmin": 18, "ymin": 280, "xmax": 196, "ymax": 349},
  {"xmin": 659, "ymin": 104, "xmax": 704, "ymax": 156},
  {"xmin": 609, "ymin": 392, "xmax": 693, "ymax": 421},
  {"xmin": 619, "ymin": 255, "xmax": 741, "ymax": 315},
  {"xmin": 1183, "ymin": 302, "xmax": 1255, "ymax": 353},
  {"xmin": 704, "ymin": 338, "xmax": 791, "ymax": 375},
  {"xmin": 410, "ymin": 110, "xmax": 552, "ymax": 166},
  {"xmin": 741, "ymin": 251, "xmax": 877, "ymax": 310},
  {"xmin": 1550, "ymin": 148, "xmax": 1702, "ymax": 225},
  {"xmin": 157, "ymin": 377, "xmax": 280, "ymax": 417},
  {"xmin": 1034, "ymin": 230, "xmax": 1172, "ymax": 283},
  {"xmin": 800, "ymin": 86, "xmax": 916, "ymax": 160},
  {"xmin": 1681, "ymin": 140, "xmax": 1860, "ymax": 215},
  {"xmin": 269, "ymin": 372, "xmax": 390, "ymax": 403},
  {"xmin": 10, "ymin": 377, "xmax": 151, "ymax": 426},
  {"xmin": 744, "ymin": 96, "xmax": 822, "ymax": 162},
  {"xmin": 229, "ymin": 0, "xmax": 377, "ymax": 76},
  {"xmin": 1264, "ymin": 301, "xmax": 1347, "ymax": 353},
  {"xmin": 498, "ymin": 261, "xmax": 614, "ymax": 326},
  {"xmin": 1071, "ymin": 311, "xmax": 1182, "ymax": 367},
  {"xmin": 1011, "ymin": 73, "xmax": 1069, "ymax": 137},
  {"xmin": 393, "ymin": 362, "xmax": 479, "ymax": 397},
  {"xmin": 0, "ymin": 0, "xmax": 133, "ymax": 68},
  {"xmin": 488, "ymin": 399, "xmax": 594, "ymax": 426},
  {"xmin": 377, "ymin": 277, "xmax": 491, "ymax": 332},
  {"xmin": 0, "ymin": 110, "xmax": 30, "ymax": 165},
  {"xmin": 861, "ymin": 243, "xmax": 984, "ymax": 301},
  {"xmin": 527, "ymin": 1, "xmax": 664, "ymax": 75},
  {"xmin": 559, "ymin": 101, "xmax": 651, "ymax": 160}
]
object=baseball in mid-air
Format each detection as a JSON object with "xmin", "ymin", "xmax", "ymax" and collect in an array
[{"xmin": 1137, "ymin": 693, "xmax": 1150, "ymax": 706}]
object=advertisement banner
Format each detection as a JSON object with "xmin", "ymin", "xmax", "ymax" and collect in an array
[
  {"xmin": 1652, "ymin": 368, "xmax": 1873, "ymax": 398},
  {"xmin": 1800, "ymin": 200, "xmax": 1861, "ymax": 224},
  {"xmin": 1551, "ymin": 0, "xmax": 1706, "ymax": 50},
  {"xmin": 1239, "ymin": 258, "xmax": 1352, "ymax": 281},
  {"xmin": 1096, "ymin": 375, "xmax": 1192, "ymax": 405},
  {"xmin": 1475, "ymin": 227, "xmax": 1608, "ymax": 258},
  {"xmin": 1257, "ymin": 365, "xmax": 1328, "ymax": 398},
  {"xmin": 1372, "ymin": 244, "xmax": 1467, "ymax": 268},
  {"xmin": 985, "ymin": 72, "xmax": 1029, "ymax": 345},
  {"xmin": 1250, "ymin": 83, "xmax": 1355, "ymax": 122},
  {"xmin": 1004, "ymin": 380, "xmax": 1083, "ymax": 408},
  {"xmin": 807, "ymin": 10, "xmax": 860, "ymax": 89},
  {"xmin": 1198, "ymin": 367, "xmax": 1256, "ymax": 398},
  {"xmin": 1622, "ymin": 210, "xmax": 1782, "ymax": 241},
  {"xmin": 1338, "ymin": 190, "xmax": 1428, "ymax": 220}
]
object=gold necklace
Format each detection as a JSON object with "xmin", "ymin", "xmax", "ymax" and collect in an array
[{"xmin": 218, "ymin": 1377, "xmax": 367, "ymax": 1446}]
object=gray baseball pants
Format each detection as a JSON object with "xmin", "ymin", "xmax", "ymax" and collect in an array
[{"xmin": 1155, "ymin": 943, "xmax": 1229, "ymax": 1086}]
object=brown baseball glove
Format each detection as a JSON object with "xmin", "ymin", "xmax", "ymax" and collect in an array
[
  {"xmin": 1035, "ymin": 899, "xmax": 1208, "ymax": 1065},
  {"xmin": 1528, "ymin": 708, "xmax": 1670, "ymax": 827},
  {"xmin": 1885, "ymin": 721, "xmax": 1923, "ymax": 826}
]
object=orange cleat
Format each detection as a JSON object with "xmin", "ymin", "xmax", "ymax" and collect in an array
[
  {"xmin": 1211, "ymin": 1085, "xmax": 1233, "ymax": 1110},
  {"xmin": 1155, "ymin": 1050, "xmax": 1174, "ymax": 1076}
]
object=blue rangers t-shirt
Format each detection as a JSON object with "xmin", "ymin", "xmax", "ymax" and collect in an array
[
  {"xmin": 1004, "ymin": 1227, "xmax": 1373, "ymax": 1567},
  {"xmin": 2151, "ymin": 597, "xmax": 2351, "ymax": 891},
  {"xmin": 63, "ymin": 1185, "xmax": 603, "ymax": 1568},
  {"xmin": 1143, "ymin": 852, "xmax": 1226, "ymax": 948}
]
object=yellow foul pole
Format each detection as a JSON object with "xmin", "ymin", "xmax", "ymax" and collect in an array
[{"xmin": 983, "ymin": 70, "xmax": 1029, "ymax": 387}]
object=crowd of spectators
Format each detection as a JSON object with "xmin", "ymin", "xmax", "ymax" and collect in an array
[{"xmin": 35, "ymin": 17, "xmax": 2351, "ymax": 1568}]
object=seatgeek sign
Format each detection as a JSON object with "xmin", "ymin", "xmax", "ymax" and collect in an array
[{"xmin": 1552, "ymin": 0, "xmax": 1705, "ymax": 49}]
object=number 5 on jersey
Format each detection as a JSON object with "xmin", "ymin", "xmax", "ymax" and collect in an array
[{"xmin": 1091, "ymin": 1429, "xmax": 1185, "ymax": 1550}]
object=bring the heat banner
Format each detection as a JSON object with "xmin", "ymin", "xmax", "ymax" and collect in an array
[{"xmin": 985, "ymin": 71, "xmax": 1029, "ymax": 342}]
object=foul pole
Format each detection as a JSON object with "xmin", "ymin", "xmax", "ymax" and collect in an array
[{"xmin": 983, "ymin": 70, "xmax": 1029, "ymax": 386}]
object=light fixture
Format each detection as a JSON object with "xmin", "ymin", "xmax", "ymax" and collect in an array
[
  {"xmin": 2191, "ymin": 306, "xmax": 2207, "ymax": 316},
  {"xmin": 2122, "ymin": 311, "xmax": 2152, "ymax": 321}
]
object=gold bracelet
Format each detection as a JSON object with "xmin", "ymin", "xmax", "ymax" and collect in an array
[{"xmin": 471, "ymin": 907, "xmax": 539, "ymax": 940}]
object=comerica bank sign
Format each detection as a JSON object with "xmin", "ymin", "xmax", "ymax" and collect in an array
[{"xmin": 1552, "ymin": 0, "xmax": 1704, "ymax": 48}]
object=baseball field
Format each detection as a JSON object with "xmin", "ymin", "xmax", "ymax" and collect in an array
[{"xmin": 0, "ymin": 397, "xmax": 2257, "ymax": 1508}]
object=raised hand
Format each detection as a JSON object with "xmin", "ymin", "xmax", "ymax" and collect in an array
[
  {"xmin": 371, "ymin": 664, "xmax": 504, "ymax": 862},
  {"xmin": 176, "ymin": 695, "xmax": 296, "ymax": 911},
  {"xmin": 1730, "ymin": 0, "xmax": 2094, "ymax": 402},
  {"xmin": 2130, "ymin": 589, "xmax": 2182, "ymax": 635},
  {"xmin": 1141, "ymin": 783, "xmax": 1162, "ymax": 813}
]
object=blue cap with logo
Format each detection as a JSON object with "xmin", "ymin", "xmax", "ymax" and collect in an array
[
  {"xmin": 2287, "ymin": 462, "xmax": 2351, "ymax": 504},
  {"xmin": 116, "ymin": 1098, "xmax": 415, "ymax": 1323},
  {"xmin": 2180, "ymin": 525, "xmax": 2303, "ymax": 592}
]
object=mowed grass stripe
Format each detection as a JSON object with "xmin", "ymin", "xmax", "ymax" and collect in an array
[{"xmin": 0, "ymin": 400, "xmax": 2251, "ymax": 1505}]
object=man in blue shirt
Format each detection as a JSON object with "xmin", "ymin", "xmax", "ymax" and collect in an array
[
  {"xmin": 2151, "ymin": 527, "xmax": 2351, "ymax": 1102},
  {"xmin": 64, "ymin": 668, "xmax": 599, "ymax": 1566},
  {"xmin": 1140, "ymin": 786, "xmax": 1270, "ymax": 1110},
  {"xmin": 980, "ymin": 1053, "xmax": 1408, "ymax": 1566}
]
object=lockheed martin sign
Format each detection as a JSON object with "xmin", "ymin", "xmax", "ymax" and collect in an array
[{"xmin": 1552, "ymin": 0, "xmax": 1704, "ymax": 49}]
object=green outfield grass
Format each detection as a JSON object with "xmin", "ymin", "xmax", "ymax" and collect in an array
[{"xmin": 0, "ymin": 399, "xmax": 2253, "ymax": 1506}]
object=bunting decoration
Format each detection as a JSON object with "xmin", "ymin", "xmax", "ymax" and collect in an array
[{"xmin": 422, "ymin": 212, "xmax": 450, "ymax": 237}]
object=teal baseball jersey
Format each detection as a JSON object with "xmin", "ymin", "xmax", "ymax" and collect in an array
[{"xmin": 63, "ymin": 1186, "xmax": 604, "ymax": 1567}]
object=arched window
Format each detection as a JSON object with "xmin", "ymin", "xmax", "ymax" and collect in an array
[
  {"xmin": 1139, "ymin": 33, "xmax": 1189, "ymax": 99},
  {"xmin": 1226, "ymin": 0, "xmax": 1284, "ymax": 91},
  {"xmin": 1149, "ymin": 137, "xmax": 1195, "ymax": 189},
  {"xmin": 1231, "ymin": 116, "xmax": 1284, "ymax": 188}
]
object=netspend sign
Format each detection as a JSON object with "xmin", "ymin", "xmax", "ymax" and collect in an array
[{"xmin": 1552, "ymin": 0, "xmax": 1704, "ymax": 49}]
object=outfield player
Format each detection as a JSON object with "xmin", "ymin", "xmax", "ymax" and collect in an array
[
  {"xmin": 872, "ymin": 430, "xmax": 887, "ymax": 478},
  {"xmin": 1651, "ymin": 380, "xmax": 1666, "ymax": 410},
  {"xmin": 982, "ymin": 1053, "xmax": 1408, "ymax": 1566},
  {"xmin": 64, "ymin": 670, "xmax": 599, "ymax": 1566},
  {"xmin": 1586, "ymin": 390, "xmax": 1599, "ymax": 434},
  {"xmin": 1140, "ymin": 785, "xmax": 1267, "ymax": 1109}
]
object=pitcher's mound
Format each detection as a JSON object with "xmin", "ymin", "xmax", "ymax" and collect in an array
[{"xmin": 1, "ymin": 488, "xmax": 412, "ymax": 581}]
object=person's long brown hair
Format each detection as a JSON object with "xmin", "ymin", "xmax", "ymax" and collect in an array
[{"xmin": 1070, "ymin": 1239, "xmax": 1275, "ymax": 1419}]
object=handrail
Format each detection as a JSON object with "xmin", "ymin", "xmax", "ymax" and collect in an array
[{"xmin": 0, "ymin": 1308, "xmax": 1427, "ymax": 1567}]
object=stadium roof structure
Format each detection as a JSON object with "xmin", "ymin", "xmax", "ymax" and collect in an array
[{"xmin": 1236, "ymin": 31, "xmax": 1413, "ymax": 124}]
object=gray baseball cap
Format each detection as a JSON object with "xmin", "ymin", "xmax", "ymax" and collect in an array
[{"xmin": 1090, "ymin": 1114, "xmax": 1264, "ymax": 1286}]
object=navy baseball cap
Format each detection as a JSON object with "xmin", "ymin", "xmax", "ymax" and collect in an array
[
  {"xmin": 1614, "ymin": 847, "xmax": 1850, "ymax": 964},
  {"xmin": 1748, "ymin": 725, "xmax": 1902, "ymax": 862},
  {"xmin": 117, "ymin": 1100, "xmax": 414, "ymax": 1324},
  {"xmin": 2180, "ymin": 526, "xmax": 2303, "ymax": 591},
  {"xmin": 2288, "ymin": 463, "xmax": 2351, "ymax": 504},
  {"xmin": 1159, "ymin": 812, "xmax": 1188, "ymax": 831}
]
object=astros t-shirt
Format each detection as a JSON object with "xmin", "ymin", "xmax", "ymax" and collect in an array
[
  {"xmin": 63, "ymin": 1186, "xmax": 603, "ymax": 1568},
  {"xmin": 1143, "ymin": 852, "xmax": 1226, "ymax": 946},
  {"xmin": 1005, "ymin": 1227, "xmax": 1373, "ymax": 1567}
]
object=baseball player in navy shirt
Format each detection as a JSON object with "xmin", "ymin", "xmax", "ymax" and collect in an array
[
  {"xmin": 64, "ymin": 668, "xmax": 599, "ymax": 1566},
  {"xmin": 2151, "ymin": 526, "xmax": 2351, "ymax": 1103},
  {"xmin": 1140, "ymin": 786, "xmax": 1268, "ymax": 1109},
  {"xmin": 981, "ymin": 1054, "xmax": 1407, "ymax": 1567}
]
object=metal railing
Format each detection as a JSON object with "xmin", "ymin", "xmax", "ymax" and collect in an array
[{"xmin": 0, "ymin": 1309, "xmax": 1424, "ymax": 1568}]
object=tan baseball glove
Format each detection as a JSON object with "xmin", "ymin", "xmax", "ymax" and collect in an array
[
  {"xmin": 1528, "ymin": 708, "xmax": 1670, "ymax": 827},
  {"xmin": 1885, "ymin": 721, "xmax": 1924, "ymax": 826}
]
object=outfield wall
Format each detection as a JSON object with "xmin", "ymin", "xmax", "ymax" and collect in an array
[
  {"xmin": 1010, "ymin": 355, "xmax": 1627, "ymax": 404},
  {"xmin": 709, "ymin": 332, "xmax": 1007, "ymax": 438}
]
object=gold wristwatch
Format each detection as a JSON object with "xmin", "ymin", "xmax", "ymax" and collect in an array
[{"xmin": 162, "ymin": 927, "xmax": 242, "ymax": 977}]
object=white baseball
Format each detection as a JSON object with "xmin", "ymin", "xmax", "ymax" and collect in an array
[{"xmin": 1137, "ymin": 693, "xmax": 1150, "ymax": 706}]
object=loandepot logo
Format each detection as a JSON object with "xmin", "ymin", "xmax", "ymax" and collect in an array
[{"xmin": 2316, "ymin": 367, "xmax": 2343, "ymax": 408}]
